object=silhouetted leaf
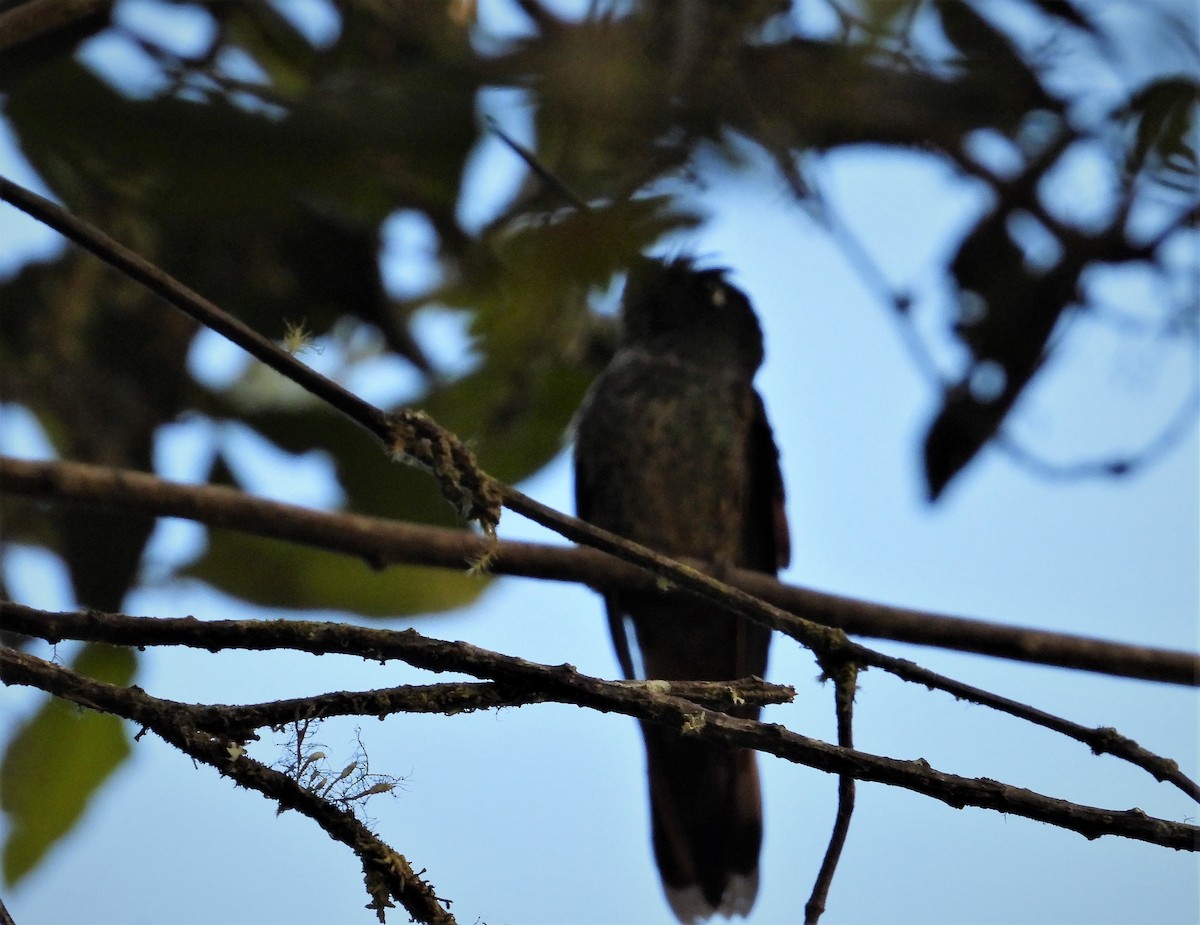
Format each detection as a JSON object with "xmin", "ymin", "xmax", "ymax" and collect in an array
[
  {"xmin": 0, "ymin": 226, "xmax": 195, "ymax": 610},
  {"xmin": 1025, "ymin": 0, "xmax": 1095, "ymax": 33},
  {"xmin": 183, "ymin": 530, "xmax": 488, "ymax": 616},
  {"xmin": 928, "ymin": 204, "xmax": 1086, "ymax": 498},
  {"xmin": 1, "ymin": 643, "xmax": 135, "ymax": 885},
  {"xmin": 932, "ymin": 0, "xmax": 1051, "ymax": 112},
  {"xmin": 1121, "ymin": 76, "xmax": 1199, "ymax": 190}
]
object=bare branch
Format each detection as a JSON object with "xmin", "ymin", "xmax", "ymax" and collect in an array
[
  {"xmin": 2, "ymin": 614, "xmax": 1196, "ymax": 848},
  {"xmin": 995, "ymin": 377, "xmax": 1200, "ymax": 482},
  {"xmin": 3, "ymin": 177, "xmax": 1198, "ymax": 836},
  {"xmin": 0, "ymin": 175, "xmax": 501, "ymax": 535},
  {"xmin": 2, "ymin": 456, "xmax": 1194, "ymax": 687},
  {"xmin": 0, "ymin": 646, "xmax": 454, "ymax": 925},
  {"xmin": 0, "ymin": 172, "xmax": 844, "ymax": 665},
  {"xmin": 4, "ymin": 460, "xmax": 1198, "ymax": 799},
  {"xmin": 177, "ymin": 678, "xmax": 796, "ymax": 737},
  {"xmin": 806, "ymin": 657, "xmax": 859, "ymax": 925}
]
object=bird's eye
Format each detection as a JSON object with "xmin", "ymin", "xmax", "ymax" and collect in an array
[{"xmin": 710, "ymin": 284, "xmax": 727, "ymax": 307}]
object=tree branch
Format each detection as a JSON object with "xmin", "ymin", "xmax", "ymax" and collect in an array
[
  {"xmin": 5, "ymin": 458, "xmax": 1198, "ymax": 799},
  {"xmin": 3, "ymin": 174, "xmax": 1198, "ymax": 823},
  {"xmin": 170, "ymin": 678, "xmax": 796, "ymax": 737},
  {"xmin": 3, "ymin": 175, "xmax": 1195, "ymax": 719},
  {"xmin": 0, "ymin": 646, "xmax": 454, "ymax": 924},
  {"xmin": 3, "ymin": 455, "xmax": 1194, "ymax": 687},
  {"xmin": 0, "ymin": 171, "xmax": 849, "ymax": 674},
  {"xmin": 805, "ymin": 657, "xmax": 859, "ymax": 925},
  {"xmin": 2, "ymin": 615, "xmax": 1196, "ymax": 849}
]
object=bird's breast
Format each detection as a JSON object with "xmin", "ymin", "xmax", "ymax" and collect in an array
[{"xmin": 575, "ymin": 351, "xmax": 754, "ymax": 565}]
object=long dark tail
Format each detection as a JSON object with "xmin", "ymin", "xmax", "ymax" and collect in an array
[{"xmin": 643, "ymin": 727, "xmax": 763, "ymax": 922}]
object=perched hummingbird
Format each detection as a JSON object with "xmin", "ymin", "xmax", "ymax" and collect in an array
[{"xmin": 574, "ymin": 257, "xmax": 790, "ymax": 922}]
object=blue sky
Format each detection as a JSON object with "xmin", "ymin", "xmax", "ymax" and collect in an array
[{"xmin": 1, "ymin": 2, "xmax": 1197, "ymax": 924}]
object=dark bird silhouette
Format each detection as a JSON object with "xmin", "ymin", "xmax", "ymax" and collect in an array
[{"xmin": 574, "ymin": 257, "xmax": 789, "ymax": 922}]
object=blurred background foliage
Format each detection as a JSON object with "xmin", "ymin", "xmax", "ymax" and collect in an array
[{"xmin": 0, "ymin": 0, "xmax": 1196, "ymax": 887}]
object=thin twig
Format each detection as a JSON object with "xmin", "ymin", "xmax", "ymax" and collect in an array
[
  {"xmin": 0, "ymin": 179, "xmax": 388, "ymax": 438},
  {"xmin": 995, "ymin": 377, "xmax": 1200, "ymax": 482},
  {"xmin": 778, "ymin": 156, "xmax": 944, "ymax": 387},
  {"xmin": 0, "ymin": 175, "xmax": 501, "ymax": 534},
  {"xmin": 486, "ymin": 115, "xmax": 593, "ymax": 213},
  {"xmin": 857, "ymin": 650, "xmax": 1200, "ymax": 801},
  {"xmin": 805, "ymin": 658, "xmax": 859, "ymax": 925},
  {"xmin": 178, "ymin": 678, "xmax": 796, "ymax": 736}
]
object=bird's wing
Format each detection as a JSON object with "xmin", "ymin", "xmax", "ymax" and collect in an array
[
  {"xmin": 575, "ymin": 448, "xmax": 640, "ymax": 681},
  {"xmin": 745, "ymin": 388, "xmax": 790, "ymax": 572}
]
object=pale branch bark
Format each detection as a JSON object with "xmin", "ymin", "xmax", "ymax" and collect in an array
[
  {"xmin": 164, "ymin": 679, "xmax": 796, "ymax": 737},
  {"xmin": 2, "ymin": 455, "xmax": 1194, "ymax": 686},
  {"xmin": 1, "ymin": 628, "xmax": 1195, "ymax": 851},
  {"xmin": 0, "ymin": 646, "xmax": 454, "ymax": 925}
]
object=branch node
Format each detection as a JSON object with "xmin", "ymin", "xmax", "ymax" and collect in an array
[{"xmin": 385, "ymin": 410, "xmax": 502, "ymax": 538}]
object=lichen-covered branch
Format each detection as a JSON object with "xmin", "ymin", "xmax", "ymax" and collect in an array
[
  {"xmin": 2, "ymin": 614, "xmax": 1196, "ymax": 850},
  {"xmin": 0, "ymin": 646, "xmax": 454, "ymax": 925}
]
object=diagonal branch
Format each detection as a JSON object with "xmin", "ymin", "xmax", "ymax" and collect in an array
[
  {"xmin": 0, "ymin": 646, "xmax": 454, "ymax": 925},
  {"xmin": 2, "ymin": 613, "xmax": 1196, "ymax": 848},
  {"xmin": 0, "ymin": 171, "xmax": 845, "ymax": 661},
  {"xmin": 3, "ymin": 175, "xmax": 1195, "ymax": 702},
  {"xmin": 0, "ymin": 175, "xmax": 501, "ymax": 534},
  {"xmin": 3, "ymin": 460, "xmax": 1197, "ymax": 800},
  {"xmin": 3, "ymin": 175, "xmax": 1198, "ymax": 815}
]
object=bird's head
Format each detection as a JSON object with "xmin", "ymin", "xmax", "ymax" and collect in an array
[{"xmin": 620, "ymin": 257, "xmax": 765, "ymax": 372}]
